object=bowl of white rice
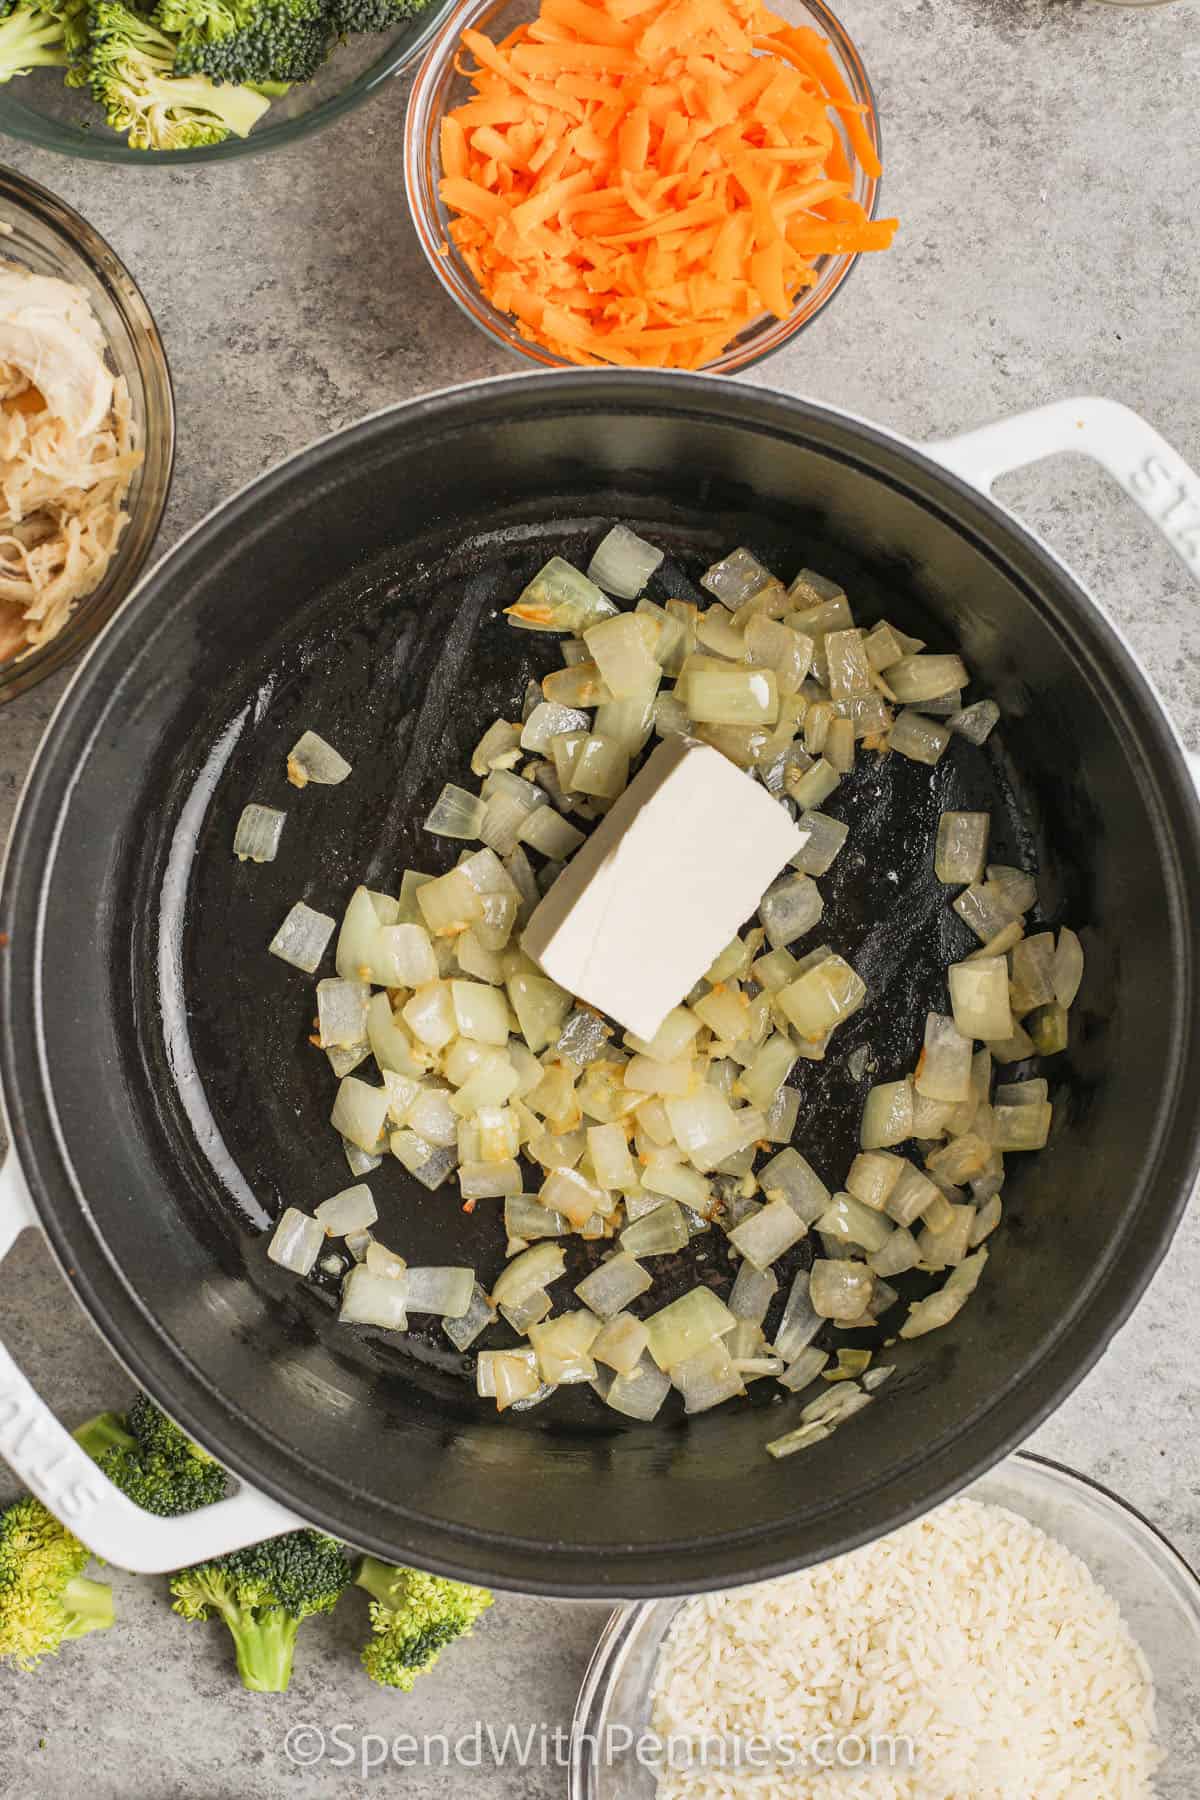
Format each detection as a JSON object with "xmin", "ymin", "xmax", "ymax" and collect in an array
[{"xmin": 570, "ymin": 1452, "xmax": 1200, "ymax": 1800}]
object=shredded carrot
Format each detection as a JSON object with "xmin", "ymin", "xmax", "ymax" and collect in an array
[{"xmin": 438, "ymin": 0, "xmax": 898, "ymax": 368}]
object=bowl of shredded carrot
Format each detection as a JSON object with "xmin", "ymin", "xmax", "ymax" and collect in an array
[{"xmin": 404, "ymin": 0, "xmax": 897, "ymax": 372}]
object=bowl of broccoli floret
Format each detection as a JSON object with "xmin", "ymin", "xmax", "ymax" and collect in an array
[{"xmin": 0, "ymin": 0, "xmax": 459, "ymax": 157}]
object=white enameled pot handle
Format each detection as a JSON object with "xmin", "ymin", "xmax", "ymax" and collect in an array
[
  {"xmin": 929, "ymin": 395, "xmax": 1200, "ymax": 792},
  {"xmin": 0, "ymin": 1151, "xmax": 305, "ymax": 1572}
]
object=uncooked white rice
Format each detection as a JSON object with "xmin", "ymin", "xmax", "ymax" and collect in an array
[{"xmin": 649, "ymin": 1498, "xmax": 1161, "ymax": 1799}]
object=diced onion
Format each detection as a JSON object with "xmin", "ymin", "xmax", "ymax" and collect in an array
[
  {"xmin": 863, "ymin": 620, "xmax": 905, "ymax": 669},
  {"xmin": 500, "ymin": 1288, "xmax": 553, "ymax": 1333},
  {"xmin": 671, "ymin": 1340, "xmax": 745, "ymax": 1414},
  {"xmin": 424, "ymin": 784, "xmax": 486, "ymax": 840},
  {"xmin": 529, "ymin": 1310, "xmax": 602, "ymax": 1385},
  {"xmin": 885, "ymin": 655, "xmax": 968, "ymax": 704},
  {"xmin": 478, "ymin": 1348, "xmax": 543, "ymax": 1409},
  {"xmin": 953, "ymin": 881, "xmax": 1023, "ymax": 945},
  {"xmin": 810, "ymin": 1258, "xmax": 875, "ymax": 1320},
  {"xmin": 365, "ymin": 1241, "xmax": 406, "ymax": 1279},
  {"xmin": 885, "ymin": 1161, "xmax": 943, "ymax": 1227},
  {"xmin": 887, "ymin": 709, "xmax": 950, "ymax": 765},
  {"xmin": 583, "ymin": 1122, "xmax": 635, "ymax": 1191},
  {"xmin": 845, "ymin": 1151, "xmax": 904, "ymax": 1212},
  {"xmin": 490, "ymin": 1243, "xmax": 568, "ymax": 1312},
  {"xmin": 586, "ymin": 524, "xmax": 664, "ymax": 599},
  {"xmin": 948, "ymin": 958, "xmax": 1014, "ymax": 1042},
  {"xmin": 620, "ymin": 1199, "xmax": 689, "ymax": 1257},
  {"xmin": 915, "ymin": 1012, "xmax": 973, "ymax": 1102},
  {"xmin": 1021, "ymin": 1008, "xmax": 1072, "ymax": 1058},
  {"xmin": 234, "ymin": 803, "xmax": 286, "ymax": 863},
  {"xmin": 686, "ymin": 667, "xmax": 779, "ymax": 727},
  {"xmin": 605, "ymin": 1352, "xmax": 671, "ymax": 1420},
  {"xmin": 443, "ymin": 1282, "xmax": 497, "ymax": 1350},
  {"xmin": 269, "ymin": 901, "xmax": 335, "ymax": 973},
  {"xmin": 314, "ymin": 1184, "xmax": 377, "ymax": 1236},
  {"xmin": 759, "ymin": 872, "xmax": 824, "ymax": 951},
  {"xmin": 569, "ymin": 732, "xmax": 630, "ymax": 799},
  {"xmin": 331, "ymin": 1076, "xmax": 389, "ymax": 1153},
  {"xmin": 339, "ymin": 1266, "xmax": 409, "ymax": 1329},
  {"xmin": 765, "ymin": 1419, "xmax": 834, "ymax": 1458},
  {"xmin": 591, "ymin": 1311, "xmax": 650, "ymax": 1374},
  {"xmin": 948, "ymin": 699, "xmax": 1000, "ymax": 744},
  {"xmin": 316, "ymin": 978, "xmax": 370, "ymax": 1049},
  {"xmin": 777, "ymin": 1346, "xmax": 829, "ymax": 1392},
  {"xmin": 757, "ymin": 1147, "xmax": 830, "ymax": 1222},
  {"xmin": 287, "ymin": 729, "xmax": 351, "ymax": 788},
  {"xmin": 817, "ymin": 1193, "xmax": 893, "ymax": 1255},
  {"xmin": 728, "ymin": 1261, "xmax": 777, "ymax": 1324},
  {"xmin": 991, "ymin": 1101, "xmax": 1053, "ymax": 1151},
  {"xmin": 519, "ymin": 806, "xmax": 586, "ymax": 861},
  {"xmin": 868, "ymin": 1225, "xmax": 920, "ymax": 1277},
  {"xmin": 900, "ymin": 1247, "xmax": 987, "ymax": 1338},
  {"xmin": 644, "ymin": 1286, "xmax": 736, "ymax": 1371},
  {"xmin": 575, "ymin": 1250, "xmax": 652, "ymax": 1318},
  {"xmin": 267, "ymin": 1207, "xmax": 324, "ymax": 1275},
  {"xmin": 777, "ymin": 954, "xmax": 866, "ymax": 1041},
  {"xmin": 728, "ymin": 1196, "xmax": 806, "ymax": 1269},
  {"xmin": 506, "ymin": 556, "xmax": 619, "ymax": 633},
  {"xmin": 1010, "ymin": 933, "xmax": 1057, "ymax": 1016},
  {"xmin": 390, "ymin": 1131, "xmax": 458, "ymax": 1191},
  {"xmin": 824, "ymin": 628, "xmax": 871, "ymax": 699},
  {"xmin": 402, "ymin": 981, "xmax": 457, "ymax": 1050},
  {"xmin": 789, "ymin": 810, "xmax": 848, "ymax": 878},
  {"xmin": 404, "ymin": 1266, "xmax": 476, "ymax": 1316},
  {"xmin": 935, "ymin": 811, "xmax": 990, "ymax": 885},
  {"xmin": 456, "ymin": 1158, "xmax": 521, "ymax": 1201},
  {"xmin": 773, "ymin": 1269, "xmax": 823, "ymax": 1360}
]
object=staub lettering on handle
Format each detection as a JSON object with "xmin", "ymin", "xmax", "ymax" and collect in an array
[
  {"xmin": 0, "ymin": 1385, "xmax": 106, "ymax": 1521},
  {"xmin": 1128, "ymin": 454, "xmax": 1200, "ymax": 566}
]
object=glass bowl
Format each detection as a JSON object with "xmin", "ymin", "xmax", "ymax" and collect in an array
[
  {"xmin": 0, "ymin": 7, "xmax": 456, "ymax": 164},
  {"xmin": 570, "ymin": 1452, "xmax": 1200, "ymax": 1799},
  {"xmin": 405, "ymin": 0, "xmax": 883, "ymax": 374},
  {"xmin": 0, "ymin": 168, "xmax": 174, "ymax": 704}
]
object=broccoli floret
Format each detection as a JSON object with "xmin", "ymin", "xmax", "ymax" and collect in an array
[
  {"xmin": 356, "ymin": 1558, "xmax": 493, "ymax": 1690},
  {"xmin": 75, "ymin": 1394, "xmax": 230, "ymax": 1517},
  {"xmin": 0, "ymin": 0, "xmax": 71, "ymax": 81},
  {"xmin": 156, "ymin": 0, "xmax": 329, "ymax": 84},
  {"xmin": 326, "ymin": 0, "xmax": 423, "ymax": 36},
  {"xmin": 170, "ymin": 1531, "xmax": 353, "ymax": 1692},
  {"xmin": 85, "ymin": 0, "xmax": 271, "ymax": 147},
  {"xmin": 0, "ymin": 1495, "xmax": 114, "ymax": 1670}
]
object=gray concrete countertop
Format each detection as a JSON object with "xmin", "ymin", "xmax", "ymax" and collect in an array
[{"xmin": 1, "ymin": 0, "xmax": 1199, "ymax": 1792}]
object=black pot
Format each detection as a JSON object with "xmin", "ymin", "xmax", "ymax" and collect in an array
[{"xmin": 2, "ymin": 374, "xmax": 1199, "ymax": 1595}]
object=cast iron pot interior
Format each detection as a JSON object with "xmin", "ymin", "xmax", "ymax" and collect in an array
[{"xmin": 3, "ymin": 373, "xmax": 1198, "ymax": 1595}]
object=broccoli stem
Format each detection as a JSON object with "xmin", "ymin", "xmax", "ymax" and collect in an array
[
  {"xmin": 0, "ymin": 7, "xmax": 69, "ymax": 80},
  {"xmin": 61, "ymin": 1576, "xmax": 115, "ymax": 1641},
  {"xmin": 355, "ymin": 1556, "xmax": 408, "ymax": 1609},
  {"xmin": 73, "ymin": 1413, "xmax": 137, "ymax": 1461},
  {"xmin": 230, "ymin": 1609, "xmax": 301, "ymax": 1693}
]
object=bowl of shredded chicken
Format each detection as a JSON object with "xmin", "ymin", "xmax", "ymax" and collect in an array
[{"xmin": 0, "ymin": 169, "xmax": 173, "ymax": 697}]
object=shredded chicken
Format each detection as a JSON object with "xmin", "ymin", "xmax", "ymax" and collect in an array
[{"xmin": 0, "ymin": 262, "xmax": 141, "ymax": 667}]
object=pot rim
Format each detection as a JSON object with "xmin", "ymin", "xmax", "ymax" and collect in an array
[{"xmin": 3, "ymin": 372, "xmax": 1199, "ymax": 1595}]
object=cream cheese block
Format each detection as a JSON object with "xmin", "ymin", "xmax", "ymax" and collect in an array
[{"xmin": 521, "ymin": 737, "xmax": 804, "ymax": 1040}]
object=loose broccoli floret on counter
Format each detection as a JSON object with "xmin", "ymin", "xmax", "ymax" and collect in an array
[
  {"xmin": 0, "ymin": 0, "xmax": 71, "ymax": 81},
  {"xmin": 170, "ymin": 1530, "xmax": 353, "ymax": 1692},
  {"xmin": 156, "ymin": 0, "xmax": 330, "ymax": 86},
  {"xmin": 0, "ymin": 1494, "xmax": 114, "ymax": 1670},
  {"xmin": 86, "ymin": 0, "xmax": 271, "ymax": 147},
  {"xmin": 76, "ymin": 1392, "xmax": 230, "ymax": 1517},
  {"xmin": 356, "ymin": 1558, "xmax": 493, "ymax": 1690}
]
